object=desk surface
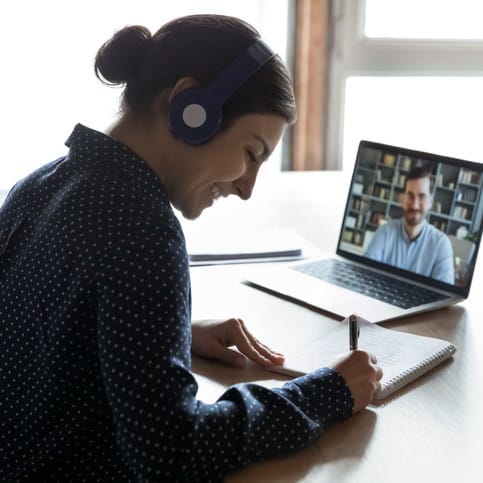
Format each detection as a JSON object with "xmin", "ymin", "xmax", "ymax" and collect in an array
[{"xmin": 185, "ymin": 171, "xmax": 483, "ymax": 483}]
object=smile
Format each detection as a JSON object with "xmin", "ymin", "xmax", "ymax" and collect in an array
[{"xmin": 210, "ymin": 184, "xmax": 221, "ymax": 201}]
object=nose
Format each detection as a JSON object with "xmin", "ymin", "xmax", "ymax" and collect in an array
[
  {"xmin": 233, "ymin": 171, "xmax": 258, "ymax": 201},
  {"xmin": 405, "ymin": 194, "xmax": 419, "ymax": 209},
  {"xmin": 410, "ymin": 197, "xmax": 421, "ymax": 209}
]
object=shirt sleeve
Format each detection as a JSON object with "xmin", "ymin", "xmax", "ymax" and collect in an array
[
  {"xmin": 95, "ymin": 227, "xmax": 354, "ymax": 483},
  {"xmin": 431, "ymin": 234, "xmax": 455, "ymax": 284},
  {"xmin": 364, "ymin": 225, "xmax": 387, "ymax": 262}
]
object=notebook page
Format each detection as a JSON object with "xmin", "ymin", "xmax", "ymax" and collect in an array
[{"xmin": 269, "ymin": 316, "xmax": 457, "ymax": 400}]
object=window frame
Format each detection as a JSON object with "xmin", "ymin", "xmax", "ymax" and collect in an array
[{"xmin": 325, "ymin": 0, "xmax": 483, "ymax": 170}]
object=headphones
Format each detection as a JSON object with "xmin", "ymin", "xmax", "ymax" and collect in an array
[{"xmin": 168, "ymin": 39, "xmax": 275, "ymax": 145}]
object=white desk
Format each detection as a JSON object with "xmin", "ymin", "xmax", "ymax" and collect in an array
[{"xmin": 186, "ymin": 171, "xmax": 483, "ymax": 483}]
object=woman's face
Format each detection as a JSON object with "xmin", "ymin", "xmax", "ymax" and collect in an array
[{"xmin": 171, "ymin": 113, "xmax": 287, "ymax": 220}]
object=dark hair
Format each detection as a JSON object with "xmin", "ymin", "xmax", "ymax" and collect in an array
[
  {"xmin": 94, "ymin": 14, "xmax": 296, "ymax": 125},
  {"xmin": 404, "ymin": 166, "xmax": 433, "ymax": 192}
]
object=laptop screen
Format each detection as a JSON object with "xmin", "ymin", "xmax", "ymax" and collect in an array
[{"xmin": 337, "ymin": 140, "xmax": 483, "ymax": 295}]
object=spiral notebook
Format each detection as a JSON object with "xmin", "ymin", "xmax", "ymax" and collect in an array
[{"xmin": 268, "ymin": 315, "xmax": 457, "ymax": 401}]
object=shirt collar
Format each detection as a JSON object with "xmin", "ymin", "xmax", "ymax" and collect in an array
[
  {"xmin": 65, "ymin": 123, "xmax": 168, "ymax": 202},
  {"xmin": 399, "ymin": 218, "xmax": 427, "ymax": 243}
]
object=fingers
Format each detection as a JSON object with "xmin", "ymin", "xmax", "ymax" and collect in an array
[
  {"xmin": 375, "ymin": 364, "xmax": 383, "ymax": 381},
  {"xmin": 213, "ymin": 347, "xmax": 249, "ymax": 368},
  {"xmin": 225, "ymin": 318, "xmax": 285, "ymax": 367},
  {"xmin": 367, "ymin": 351, "xmax": 383, "ymax": 398},
  {"xmin": 331, "ymin": 350, "xmax": 383, "ymax": 413},
  {"xmin": 375, "ymin": 380, "xmax": 383, "ymax": 394},
  {"xmin": 191, "ymin": 317, "xmax": 285, "ymax": 369},
  {"xmin": 370, "ymin": 353, "xmax": 383, "ymax": 394},
  {"xmin": 241, "ymin": 322, "xmax": 285, "ymax": 365}
]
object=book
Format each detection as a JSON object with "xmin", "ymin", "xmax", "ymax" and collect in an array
[
  {"xmin": 187, "ymin": 226, "xmax": 305, "ymax": 265},
  {"xmin": 268, "ymin": 315, "xmax": 457, "ymax": 401}
]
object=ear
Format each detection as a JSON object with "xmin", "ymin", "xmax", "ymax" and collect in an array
[{"xmin": 168, "ymin": 77, "xmax": 201, "ymax": 103}]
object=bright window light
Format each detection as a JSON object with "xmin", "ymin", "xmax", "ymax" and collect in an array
[
  {"xmin": 343, "ymin": 76, "xmax": 483, "ymax": 170},
  {"xmin": 365, "ymin": 0, "xmax": 483, "ymax": 40},
  {"xmin": 0, "ymin": 0, "xmax": 288, "ymax": 193}
]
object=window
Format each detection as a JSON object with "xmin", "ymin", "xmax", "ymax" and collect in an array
[
  {"xmin": 0, "ymin": 0, "xmax": 289, "ymax": 195},
  {"xmin": 326, "ymin": 0, "xmax": 483, "ymax": 171},
  {"xmin": 365, "ymin": 0, "xmax": 483, "ymax": 40}
]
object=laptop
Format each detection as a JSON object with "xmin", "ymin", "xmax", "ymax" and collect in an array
[{"xmin": 246, "ymin": 140, "xmax": 483, "ymax": 323}]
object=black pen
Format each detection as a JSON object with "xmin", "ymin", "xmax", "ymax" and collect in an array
[{"xmin": 349, "ymin": 314, "xmax": 359, "ymax": 351}]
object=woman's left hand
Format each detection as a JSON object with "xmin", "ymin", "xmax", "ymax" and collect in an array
[{"xmin": 191, "ymin": 318, "xmax": 285, "ymax": 368}]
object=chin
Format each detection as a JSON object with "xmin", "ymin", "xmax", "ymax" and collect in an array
[
  {"xmin": 182, "ymin": 211, "xmax": 200, "ymax": 221},
  {"xmin": 180, "ymin": 194, "xmax": 213, "ymax": 220},
  {"xmin": 181, "ymin": 205, "xmax": 205, "ymax": 220}
]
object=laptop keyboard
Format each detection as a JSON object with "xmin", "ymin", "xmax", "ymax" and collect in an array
[{"xmin": 292, "ymin": 259, "xmax": 449, "ymax": 309}]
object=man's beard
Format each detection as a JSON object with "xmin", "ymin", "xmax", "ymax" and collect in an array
[{"xmin": 404, "ymin": 210, "xmax": 424, "ymax": 226}]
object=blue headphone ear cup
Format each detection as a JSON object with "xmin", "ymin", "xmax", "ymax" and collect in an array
[
  {"xmin": 168, "ymin": 88, "xmax": 223, "ymax": 145},
  {"xmin": 168, "ymin": 40, "xmax": 275, "ymax": 145}
]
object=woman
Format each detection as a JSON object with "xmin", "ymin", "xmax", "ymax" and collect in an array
[{"xmin": 0, "ymin": 14, "xmax": 382, "ymax": 482}]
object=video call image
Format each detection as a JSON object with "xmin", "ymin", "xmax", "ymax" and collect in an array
[{"xmin": 340, "ymin": 145, "xmax": 483, "ymax": 288}]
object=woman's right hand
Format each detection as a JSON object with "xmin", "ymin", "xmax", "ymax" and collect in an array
[{"xmin": 329, "ymin": 350, "xmax": 383, "ymax": 413}]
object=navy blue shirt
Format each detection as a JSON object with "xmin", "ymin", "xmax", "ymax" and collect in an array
[{"xmin": 0, "ymin": 124, "xmax": 353, "ymax": 482}]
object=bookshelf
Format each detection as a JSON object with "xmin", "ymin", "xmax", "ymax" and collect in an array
[{"xmin": 342, "ymin": 146, "xmax": 483, "ymax": 253}]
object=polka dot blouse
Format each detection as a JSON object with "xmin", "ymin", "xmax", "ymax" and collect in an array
[{"xmin": 0, "ymin": 124, "xmax": 353, "ymax": 482}]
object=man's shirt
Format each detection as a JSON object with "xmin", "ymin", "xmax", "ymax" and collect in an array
[
  {"xmin": 365, "ymin": 218, "xmax": 454, "ymax": 284},
  {"xmin": 0, "ymin": 124, "xmax": 353, "ymax": 482}
]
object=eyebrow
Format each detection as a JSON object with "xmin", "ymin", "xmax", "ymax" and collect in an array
[{"xmin": 406, "ymin": 191, "xmax": 428, "ymax": 196}]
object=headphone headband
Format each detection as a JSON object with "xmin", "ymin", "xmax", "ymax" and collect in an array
[{"xmin": 209, "ymin": 40, "xmax": 275, "ymax": 101}]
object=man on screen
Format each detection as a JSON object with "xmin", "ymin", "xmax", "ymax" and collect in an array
[{"xmin": 365, "ymin": 167, "xmax": 454, "ymax": 284}]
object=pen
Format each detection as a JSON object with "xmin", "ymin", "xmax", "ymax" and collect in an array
[{"xmin": 349, "ymin": 314, "xmax": 359, "ymax": 351}]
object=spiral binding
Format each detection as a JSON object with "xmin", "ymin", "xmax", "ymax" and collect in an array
[{"xmin": 377, "ymin": 345, "xmax": 457, "ymax": 400}]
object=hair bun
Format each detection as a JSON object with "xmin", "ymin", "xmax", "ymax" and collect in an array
[{"xmin": 95, "ymin": 25, "xmax": 151, "ymax": 85}]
